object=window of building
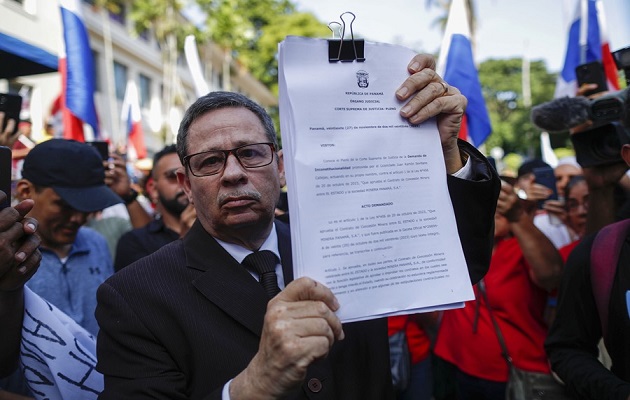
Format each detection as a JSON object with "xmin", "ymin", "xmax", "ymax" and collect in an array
[
  {"xmin": 108, "ymin": 1, "xmax": 126, "ymax": 25},
  {"xmin": 8, "ymin": 0, "xmax": 36, "ymax": 14},
  {"xmin": 138, "ymin": 28, "xmax": 151, "ymax": 42},
  {"xmin": 113, "ymin": 61, "xmax": 128, "ymax": 100},
  {"xmin": 138, "ymin": 74, "xmax": 151, "ymax": 108}
]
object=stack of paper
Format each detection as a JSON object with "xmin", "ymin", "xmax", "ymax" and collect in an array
[{"xmin": 278, "ymin": 36, "xmax": 473, "ymax": 322}]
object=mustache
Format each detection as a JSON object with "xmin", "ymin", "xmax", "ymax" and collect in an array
[{"xmin": 218, "ymin": 190, "xmax": 262, "ymax": 205}]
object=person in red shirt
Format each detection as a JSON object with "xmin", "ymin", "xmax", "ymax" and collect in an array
[{"xmin": 434, "ymin": 179, "xmax": 563, "ymax": 399}]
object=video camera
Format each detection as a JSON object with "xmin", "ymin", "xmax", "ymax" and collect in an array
[
  {"xmin": 573, "ymin": 45, "xmax": 630, "ymax": 167},
  {"xmin": 571, "ymin": 84, "xmax": 630, "ymax": 167},
  {"xmin": 531, "ymin": 46, "xmax": 630, "ymax": 167}
]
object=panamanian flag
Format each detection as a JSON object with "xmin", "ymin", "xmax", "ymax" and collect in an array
[
  {"xmin": 555, "ymin": 0, "xmax": 619, "ymax": 98},
  {"xmin": 121, "ymin": 80, "xmax": 147, "ymax": 159},
  {"xmin": 59, "ymin": 0, "xmax": 99, "ymax": 141},
  {"xmin": 436, "ymin": 0, "xmax": 492, "ymax": 148}
]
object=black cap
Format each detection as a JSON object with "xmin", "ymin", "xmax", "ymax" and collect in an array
[{"xmin": 21, "ymin": 139, "xmax": 123, "ymax": 212}]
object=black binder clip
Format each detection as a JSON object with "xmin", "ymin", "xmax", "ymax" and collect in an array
[{"xmin": 328, "ymin": 12, "xmax": 365, "ymax": 63}]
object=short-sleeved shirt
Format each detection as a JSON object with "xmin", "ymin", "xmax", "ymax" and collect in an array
[{"xmin": 434, "ymin": 237, "xmax": 550, "ymax": 382}]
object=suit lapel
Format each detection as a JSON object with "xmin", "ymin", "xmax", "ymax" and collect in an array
[{"xmin": 184, "ymin": 221, "xmax": 268, "ymax": 336}]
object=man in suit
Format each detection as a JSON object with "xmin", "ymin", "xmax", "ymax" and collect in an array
[{"xmin": 95, "ymin": 53, "xmax": 500, "ymax": 399}]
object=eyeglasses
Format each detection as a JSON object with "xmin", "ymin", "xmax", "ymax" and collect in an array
[
  {"xmin": 566, "ymin": 197, "xmax": 589, "ymax": 212},
  {"xmin": 183, "ymin": 142, "xmax": 275, "ymax": 177}
]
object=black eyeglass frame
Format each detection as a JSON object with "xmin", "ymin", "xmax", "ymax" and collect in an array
[{"xmin": 183, "ymin": 142, "xmax": 276, "ymax": 177}]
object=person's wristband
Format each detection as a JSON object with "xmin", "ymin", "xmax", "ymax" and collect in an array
[{"xmin": 121, "ymin": 188, "xmax": 138, "ymax": 205}]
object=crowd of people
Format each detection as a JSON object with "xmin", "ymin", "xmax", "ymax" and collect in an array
[{"xmin": 0, "ymin": 50, "xmax": 628, "ymax": 400}]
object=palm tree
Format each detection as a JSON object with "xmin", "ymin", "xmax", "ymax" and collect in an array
[{"xmin": 425, "ymin": 0, "xmax": 478, "ymax": 49}]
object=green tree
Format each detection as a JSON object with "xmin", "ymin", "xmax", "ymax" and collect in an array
[
  {"xmin": 197, "ymin": 0, "xmax": 327, "ymax": 92},
  {"xmin": 248, "ymin": 12, "xmax": 330, "ymax": 94},
  {"xmin": 478, "ymin": 58, "xmax": 560, "ymax": 156},
  {"xmin": 194, "ymin": 0, "xmax": 328, "ymax": 140}
]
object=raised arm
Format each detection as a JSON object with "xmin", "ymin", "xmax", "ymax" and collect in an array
[
  {"xmin": 498, "ymin": 180, "xmax": 563, "ymax": 291},
  {"xmin": 0, "ymin": 194, "xmax": 41, "ymax": 377}
]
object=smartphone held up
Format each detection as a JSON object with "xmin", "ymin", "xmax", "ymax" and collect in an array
[
  {"xmin": 0, "ymin": 93, "xmax": 23, "ymax": 137},
  {"xmin": 1, "ymin": 146, "xmax": 11, "ymax": 209}
]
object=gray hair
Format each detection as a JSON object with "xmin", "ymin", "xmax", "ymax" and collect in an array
[{"xmin": 176, "ymin": 91, "xmax": 277, "ymax": 164}]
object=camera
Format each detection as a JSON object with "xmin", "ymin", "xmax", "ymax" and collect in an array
[
  {"xmin": 530, "ymin": 30, "xmax": 630, "ymax": 168},
  {"xmin": 570, "ymin": 48, "xmax": 630, "ymax": 167},
  {"xmin": 571, "ymin": 121, "xmax": 628, "ymax": 167}
]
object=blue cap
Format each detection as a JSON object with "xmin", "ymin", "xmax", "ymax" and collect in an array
[{"xmin": 21, "ymin": 139, "xmax": 122, "ymax": 212}]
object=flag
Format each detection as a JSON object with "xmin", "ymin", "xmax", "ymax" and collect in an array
[
  {"xmin": 59, "ymin": 0, "xmax": 99, "ymax": 141},
  {"xmin": 540, "ymin": 132, "xmax": 559, "ymax": 168},
  {"xmin": 436, "ymin": 0, "xmax": 491, "ymax": 148},
  {"xmin": 47, "ymin": 94, "xmax": 64, "ymax": 139},
  {"xmin": 184, "ymin": 35, "xmax": 210, "ymax": 97},
  {"xmin": 555, "ymin": 0, "xmax": 619, "ymax": 98},
  {"xmin": 121, "ymin": 80, "xmax": 147, "ymax": 159}
]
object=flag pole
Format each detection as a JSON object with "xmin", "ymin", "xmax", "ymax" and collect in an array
[
  {"xmin": 522, "ymin": 40, "xmax": 531, "ymax": 108},
  {"xmin": 579, "ymin": 0, "xmax": 589, "ymax": 64},
  {"xmin": 100, "ymin": 8, "xmax": 119, "ymax": 148}
]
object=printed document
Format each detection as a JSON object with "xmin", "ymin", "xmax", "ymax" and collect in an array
[{"xmin": 278, "ymin": 36, "xmax": 474, "ymax": 322}]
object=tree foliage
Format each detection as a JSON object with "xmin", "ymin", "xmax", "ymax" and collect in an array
[
  {"xmin": 99, "ymin": 0, "xmax": 566, "ymax": 155},
  {"xmin": 478, "ymin": 58, "xmax": 561, "ymax": 156},
  {"xmin": 249, "ymin": 12, "xmax": 330, "ymax": 94},
  {"xmin": 197, "ymin": 0, "xmax": 328, "ymax": 93}
]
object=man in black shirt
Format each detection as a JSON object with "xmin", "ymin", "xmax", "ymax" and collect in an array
[
  {"xmin": 114, "ymin": 145, "xmax": 196, "ymax": 271},
  {"xmin": 545, "ymin": 144, "xmax": 630, "ymax": 400}
]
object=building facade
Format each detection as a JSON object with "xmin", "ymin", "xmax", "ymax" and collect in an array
[{"xmin": 0, "ymin": 0, "xmax": 276, "ymax": 158}]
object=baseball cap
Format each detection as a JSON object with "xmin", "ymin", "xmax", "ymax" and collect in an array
[{"xmin": 21, "ymin": 139, "xmax": 123, "ymax": 212}]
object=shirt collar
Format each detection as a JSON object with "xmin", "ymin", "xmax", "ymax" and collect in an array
[{"xmin": 214, "ymin": 223, "xmax": 280, "ymax": 264}]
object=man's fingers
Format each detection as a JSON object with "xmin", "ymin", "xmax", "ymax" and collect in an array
[
  {"xmin": 528, "ymin": 184, "xmax": 553, "ymax": 200},
  {"xmin": 14, "ymin": 233, "xmax": 41, "ymax": 264},
  {"xmin": 396, "ymin": 67, "xmax": 438, "ymax": 101},
  {"xmin": 266, "ymin": 314, "xmax": 337, "ymax": 351},
  {"xmin": 0, "ymin": 249, "xmax": 41, "ymax": 291},
  {"xmin": 292, "ymin": 336, "xmax": 336, "ymax": 363},
  {"xmin": 407, "ymin": 54, "xmax": 436, "ymax": 77},
  {"xmin": 394, "ymin": 54, "xmax": 438, "ymax": 101},
  {"xmin": 21, "ymin": 217, "xmax": 37, "ymax": 234},
  {"xmin": 4, "ymin": 118, "xmax": 16, "ymax": 135},
  {"xmin": 268, "ymin": 298, "xmax": 344, "ymax": 341},
  {"xmin": 0, "ymin": 207, "xmax": 20, "ymax": 231},
  {"xmin": 13, "ymin": 199, "xmax": 35, "ymax": 219},
  {"xmin": 404, "ymin": 90, "xmax": 466, "ymax": 126},
  {"xmin": 271, "ymin": 277, "xmax": 344, "ymax": 341},
  {"xmin": 279, "ymin": 277, "xmax": 340, "ymax": 312}
]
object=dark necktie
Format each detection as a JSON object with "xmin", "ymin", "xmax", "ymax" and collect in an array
[{"xmin": 242, "ymin": 250, "xmax": 281, "ymax": 299}]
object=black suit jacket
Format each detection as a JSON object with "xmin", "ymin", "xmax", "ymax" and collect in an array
[{"xmin": 96, "ymin": 140, "xmax": 499, "ymax": 399}]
